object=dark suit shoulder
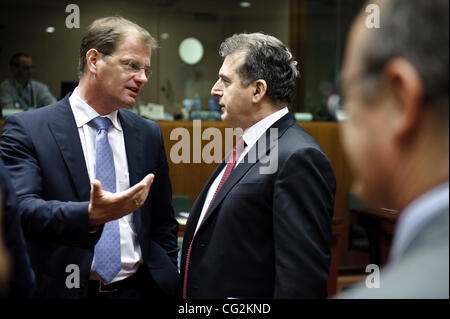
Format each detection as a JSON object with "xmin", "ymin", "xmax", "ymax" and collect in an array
[{"xmin": 278, "ymin": 122, "xmax": 328, "ymax": 158}]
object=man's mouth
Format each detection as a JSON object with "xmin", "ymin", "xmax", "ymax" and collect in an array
[{"xmin": 127, "ymin": 87, "xmax": 138, "ymax": 93}]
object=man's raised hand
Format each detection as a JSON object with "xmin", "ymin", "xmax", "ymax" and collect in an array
[{"xmin": 88, "ymin": 174, "xmax": 155, "ymax": 226}]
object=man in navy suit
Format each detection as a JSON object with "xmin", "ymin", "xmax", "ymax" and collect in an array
[{"xmin": 0, "ymin": 16, "xmax": 178, "ymax": 299}]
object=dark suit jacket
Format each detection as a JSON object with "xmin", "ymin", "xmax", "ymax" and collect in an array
[
  {"xmin": 0, "ymin": 94, "xmax": 179, "ymax": 298},
  {"xmin": 0, "ymin": 158, "xmax": 35, "ymax": 298},
  {"xmin": 180, "ymin": 113, "xmax": 336, "ymax": 299}
]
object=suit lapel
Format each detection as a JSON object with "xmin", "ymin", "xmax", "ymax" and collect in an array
[
  {"xmin": 118, "ymin": 110, "xmax": 142, "ymax": 186},
  {"xmin": 118, "ymin": 110, "xmax": 143, "ymax": 233},
  {"xmin": 48, "ymin": 96, "xmax": 91, "ymax": 201},
  {"xmin": 195, "ymin": 113, "xmax": 296, "ymax": 233}
]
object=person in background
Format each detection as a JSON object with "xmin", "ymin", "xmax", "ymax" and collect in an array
[
  {"xmin": 337, "ymin": 0, "xmax": 448, "ymax": 298},
  {"xmin": 0, "ymin": 53, "xmax": 57, "ymax": 112},
  {"xmin": 0, "ymin": 16, "xmax": 178, "ymax": 299},
  {"xmin": 180, "ymin": 32, "xmax": 336, "ymax": 299}
]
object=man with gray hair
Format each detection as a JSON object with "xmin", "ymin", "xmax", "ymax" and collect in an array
[
  {"xmin": 1, "ymin": 16, "xmax": 179, "ymax": 299},
  {"xmin": 338, "ymin": 0, "xmax": 448, "ymax": 298},
  {"xmin": 180, "ymin": 32, "xmax": 336, "ymax": 299}
]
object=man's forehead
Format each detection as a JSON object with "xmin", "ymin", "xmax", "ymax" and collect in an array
[
  {"xmin": 18, "ymin": 56, "xmax": 32, "ymax": 64},
  {"xmin": 220, "ymin": 52, "xmax": 246, "ymax": 75},
  {"xmin": 115, "ymin": 37, "xmax": 152, "ymax": 64}
]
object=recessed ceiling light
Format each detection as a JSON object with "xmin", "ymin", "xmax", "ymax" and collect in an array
[
  {"xmin": 240, "ymin": 2, "xmax": 251, "ymax": 8},
  {"xmin": 161, "ymin": 33, "xmax": 170, "ymax": 40},
  {"xmin": 46, "ymin": 27, "xmax": 55, "ymax": 33}
]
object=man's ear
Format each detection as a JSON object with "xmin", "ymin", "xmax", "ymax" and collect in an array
[
  {"xmin": 252, "ymin": 79, "xmax": 267, "ymax": 104},
  {"xmin": 383, "ymin": 58, "xmax": 425, "ymax": 142},
  {"xmin": 86, "ymin": 49, "xmax": 101, "ymax": 75}
]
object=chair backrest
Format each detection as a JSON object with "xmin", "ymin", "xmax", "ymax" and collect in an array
[{"xmin": 172, "ymin": 194, "xmax": 192, "ymax": 215}]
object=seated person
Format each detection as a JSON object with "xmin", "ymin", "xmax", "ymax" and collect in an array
[{"xmin": 0, "ymin": 53, "xmax": 57, "ymax": 111}]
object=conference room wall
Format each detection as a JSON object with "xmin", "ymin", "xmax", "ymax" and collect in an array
[{"xmin": 0, "ymin": 0, "xmax": 289, "ymax": 113}]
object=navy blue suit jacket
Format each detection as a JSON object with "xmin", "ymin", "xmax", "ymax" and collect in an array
[{"xmin": 0, "ymin": 94, "xmax": 179, "ymax": 298}]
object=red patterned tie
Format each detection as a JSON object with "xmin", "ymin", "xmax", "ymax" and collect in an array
[{"xmin": 183, "ymin": 137, "xmax": 244, "ymax": 299}]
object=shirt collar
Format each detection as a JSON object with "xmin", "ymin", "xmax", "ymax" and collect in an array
[
  {"xmin": 242, "ymin": 107, "xmax": 289, "ymax": 149},
  {"xmin": 13, "ymin": 79, "xmax": 31, "ymax": 90},
  {"xmin": 390, "ymin": 181, "xmax": 449, "ymax": 260},
  {"xmin": 69, "ymin": 87, "xmax": 122, "ymax": 131}
]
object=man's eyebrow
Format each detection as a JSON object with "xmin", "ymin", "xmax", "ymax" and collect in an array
[
  {"xmin": 121, "ymin": 57, "xmax": 151, "ymax": 68},
  {"xmin": 218, "ymin": 73, "xmax": 231, "ymax": 81}
]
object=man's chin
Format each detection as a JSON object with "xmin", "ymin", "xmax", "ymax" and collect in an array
[
  {"xmin": 120, "ymin": 97, "xmax": 136, "ymax": 109},
  {"xmin": 221, "ymin": 113, "xmax": 233, "ymax": 127}
]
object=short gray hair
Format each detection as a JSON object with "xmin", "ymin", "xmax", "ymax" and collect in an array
[
  {"xmin": 219, "ymin": 33, "xmax": 299, "ymax": 107},
  {"xmin": 360, "ymin": 0, "xmax": 448, "ymax": 124},
  {"xmin": 78, "ymin": 16, "xmax": 158, "ymax": 78}
]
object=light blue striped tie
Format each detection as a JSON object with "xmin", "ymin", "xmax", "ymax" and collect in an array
[{"xmin": 91, "ymin": 116, "xmax": 121, "ymax": 284}]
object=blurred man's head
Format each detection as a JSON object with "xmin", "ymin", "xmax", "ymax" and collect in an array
[
  {"xmin": 211, "ymin": 33, "xmax": 299, "ymax": 130},
  {"xmin": 10, "ymin": 53, "xmax": 33, "ymax": 87},
  {"xmin": 78, "ymin": 16, "xmax": 157, "ymax": 114},
  {"xmin": 341, "ymin": 0, "xmax": 449, "ymax": 209}
]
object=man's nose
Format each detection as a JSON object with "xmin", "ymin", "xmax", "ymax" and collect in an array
[
  {"xmin": 135, "ymin": 69, "xmax": 148, "ymax": 84},
  {"xmin": 211, "ymin": 80, "xmax": 222, "ymax": 97}
]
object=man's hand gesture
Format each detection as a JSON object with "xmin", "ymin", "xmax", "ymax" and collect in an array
[{"xmin": 88, "ymin": 174, "xmax": 154, "ymax": 226}]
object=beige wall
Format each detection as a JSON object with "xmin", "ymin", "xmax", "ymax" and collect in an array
[{"xmin": 157, "ymin": 0, "xmax": 290, "ymax": 114}]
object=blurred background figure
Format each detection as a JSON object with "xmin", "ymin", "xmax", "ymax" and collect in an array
[
  {"xmin": 0, "ymin": 158, "xmax": 35, "ymax": 298},
  {"xmin": 0, "ymin": 192, "xmax": 12, "ymax": 298},
  {"xmin": 337, "ymin": 0, "xmax": 448, "ymax": 298},
  {"xmin": 0, "ymin": 53, "xmax": 57, "ymax": 112}
]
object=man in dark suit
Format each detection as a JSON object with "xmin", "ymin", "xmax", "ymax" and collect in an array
[
  {"xmin": 0, "ymin": 158, "xmax": 35, "ymax": 298},
  {"xmin": 180, "ymin": 33, "xmax": 336, "ymax": 299},
  {"xmin": 0, "ymin": 16, "xmax": 178, "ymax": 299}
]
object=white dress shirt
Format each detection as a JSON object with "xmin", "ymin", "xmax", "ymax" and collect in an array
[
  {"xmin": 69, "ymin": 87, "xmax": 142, "ymax": 283},
  {"xmin": 194, "ymin": 107, "xmax": 289, "ymax": 234},
  {"xmin": 389, "ymin": 181, "xmax": 449, "ymax": 261}
]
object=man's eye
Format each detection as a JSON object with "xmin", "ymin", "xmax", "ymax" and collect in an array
[{"xmin": 129, "ymin": 62, "xmax": 140, "ymax": 71}]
